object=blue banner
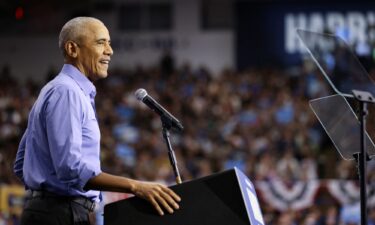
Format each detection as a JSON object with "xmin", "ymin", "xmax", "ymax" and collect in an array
[{"xmin": 236, "ymin": 1, "xmax": 375, "ymax": 69}]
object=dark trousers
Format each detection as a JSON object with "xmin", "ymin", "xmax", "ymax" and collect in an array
[{"xmin": 20, "ymin": 197, "xmax": 92, "ymax": 225}]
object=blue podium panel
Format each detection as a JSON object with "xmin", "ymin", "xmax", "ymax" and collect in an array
[
  {"xmin": 104, "ymin": 168, "xmax": 264, "ymax": 225},
  {"xmin": 236, "ymin": 168, "xmax": 265, "ymax": 225}
]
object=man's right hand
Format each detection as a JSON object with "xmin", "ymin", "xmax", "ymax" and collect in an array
[{"xmin": 131, "ymin": 180, "xmax": 181, "ymax": 216}]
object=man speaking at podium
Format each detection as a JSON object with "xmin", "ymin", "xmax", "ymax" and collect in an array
[{"xmin": 13, "ymin": 17, "xmax": 181, "ymax": 225}]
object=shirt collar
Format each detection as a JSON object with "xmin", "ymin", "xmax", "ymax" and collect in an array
[{"xmin": 61, "ymin": 64, "xmax": 96, "ymax": 97}]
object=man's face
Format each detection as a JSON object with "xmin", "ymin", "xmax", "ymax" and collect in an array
[{"xmin": 76, "ymin": 21, "xmax": 113, "ymax": 81}]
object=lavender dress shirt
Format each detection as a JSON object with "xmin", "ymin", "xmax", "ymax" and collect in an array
[{"xmin": 14, "ymin": 64, "xmax": 102, "ymax": 201}]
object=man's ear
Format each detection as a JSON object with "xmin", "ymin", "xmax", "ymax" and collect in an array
[{"xmin": 65, "ymin": 41, "xmax": 79, "ymax": 58}]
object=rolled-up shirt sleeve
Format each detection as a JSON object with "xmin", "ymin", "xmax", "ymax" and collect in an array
[{"xmin": 45, "ymin": 86, "xmax": 101, "ymax": 193}]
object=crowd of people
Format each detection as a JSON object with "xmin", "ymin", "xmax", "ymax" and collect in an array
[{"xmin": 1, "ymin": 59, "xmax": 375, "ymax": 224}]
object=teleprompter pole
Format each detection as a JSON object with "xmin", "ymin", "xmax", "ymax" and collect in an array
[{"xmin": 352, "ymin": 89, "xmax": 374, "ymax": 225}]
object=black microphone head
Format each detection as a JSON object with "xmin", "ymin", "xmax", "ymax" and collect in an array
[{"xmin": 135, "ymin": 88, "xmax": 147, "ymax": 101}]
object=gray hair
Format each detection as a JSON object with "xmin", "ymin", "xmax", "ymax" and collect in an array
[{"xmin": 58, "ymin": 17, "xmax": 103, "ymax": 55}]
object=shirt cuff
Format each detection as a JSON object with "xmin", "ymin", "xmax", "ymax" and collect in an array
[{"xmin": 78, "ymin": 166, "xmax": 102, "ymax": 192}]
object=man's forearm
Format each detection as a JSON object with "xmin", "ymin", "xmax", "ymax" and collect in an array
[
  {"xmin": 84, "ymin": 172, "xmax": 137, "ymax": 193},
  {"xmin": 84, "ymin": 172, "xmax": 181, "ymax": 216}
]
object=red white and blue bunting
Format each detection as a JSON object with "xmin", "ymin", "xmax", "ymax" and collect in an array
[
  {"xmin": 326, "ymin": 180, "xmax": 359, "ymax": 205},
  {"xmin": 256, "ymin": 180, "xmax": 320, "ymax": 211},
  {"xmin": 254, "ymin": 180, "xmax": 375, "ymax": 211}
]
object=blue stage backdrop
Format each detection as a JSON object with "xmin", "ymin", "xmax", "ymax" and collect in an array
[{"xmin": 236, "ymin": 0, "xmax": 375, "ymax": 70}]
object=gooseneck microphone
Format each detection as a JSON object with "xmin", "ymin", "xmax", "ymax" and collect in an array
[{"xmin": 135, "ymin": 88, "xmax": 184, "ymax": 131}]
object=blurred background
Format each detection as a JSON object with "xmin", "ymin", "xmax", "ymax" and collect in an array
[{"xmin": 2, "ymin": 0, "xmax": 375, "ymax": 224}]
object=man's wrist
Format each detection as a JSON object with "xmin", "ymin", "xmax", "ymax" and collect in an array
[{"xmin": 128, "ymin": 179, "xmax": 138, "ymax": 194}]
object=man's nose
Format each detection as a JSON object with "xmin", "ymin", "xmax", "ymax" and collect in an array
[{"xmin": 105, "ymin": 43, "xmax": 113, "ymax": 56}]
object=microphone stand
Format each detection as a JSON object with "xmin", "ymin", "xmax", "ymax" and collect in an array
[{"xmin": 161, "ymin": 115, "xmax": 182, "ymax": 184}]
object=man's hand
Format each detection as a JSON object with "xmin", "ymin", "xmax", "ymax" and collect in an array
[{"xmin": 132, "ymin": 180, "xmax": 181, "ymax": 216}]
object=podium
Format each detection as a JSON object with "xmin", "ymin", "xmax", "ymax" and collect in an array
[{"xmin": 104, "ymin": 168, "xmax": 264, "ymax": 225}]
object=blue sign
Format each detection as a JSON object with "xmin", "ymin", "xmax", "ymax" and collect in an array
[
  {"xmin": 235, "ymin": 167, "xmax": 265, "ymax": 225},
  {"xmin": 236, "ymin": 1, "xmax": 375, "ymax": 69}
]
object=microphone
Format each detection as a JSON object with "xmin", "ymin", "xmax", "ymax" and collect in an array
[{"xmin": 135, "ymin": 88, "xmax": 184, "ymax": 131}]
